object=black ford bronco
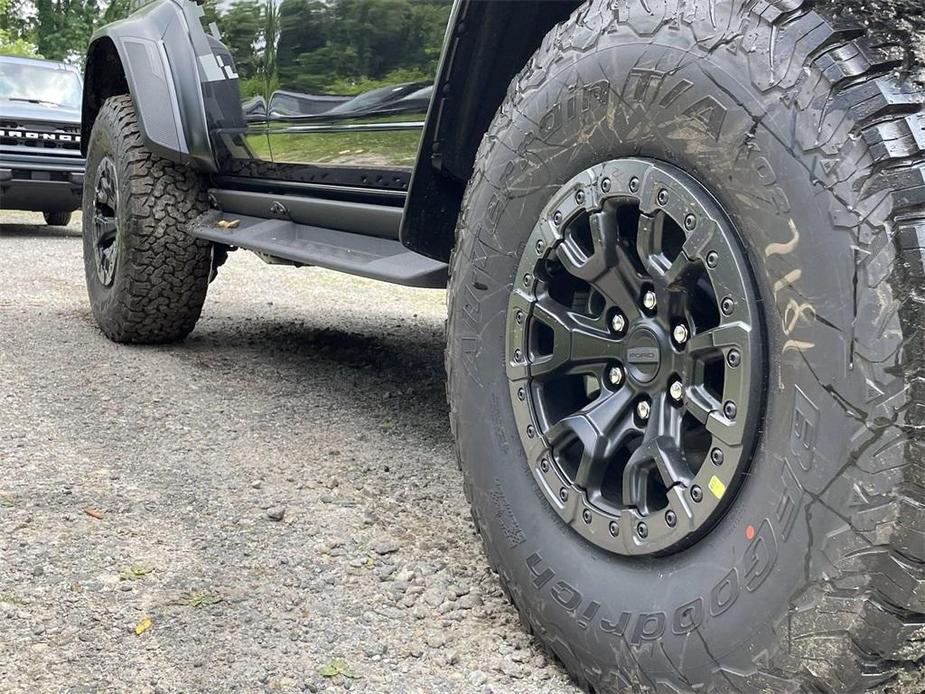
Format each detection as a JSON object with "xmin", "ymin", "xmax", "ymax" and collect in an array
[
  {"xmin": 0, "ymin": 55, "xmax": 84, "ymax": 226},
  {"xmin": 79, "ymin": 1, "xmax": 924, "ymax": 691}
]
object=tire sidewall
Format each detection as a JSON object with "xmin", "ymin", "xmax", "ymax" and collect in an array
[{"xmin": 448, "ymin": 15, "xmax": 889, "ymax": 688}]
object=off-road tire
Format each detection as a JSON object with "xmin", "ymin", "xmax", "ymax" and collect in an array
[
  {"xmin": 446, "ymin": 1, "xmax": 925, "ymax": 692},
  {"xmin": 82, "ymin": 95, "xmax": 212, "ymax": 344},
  {"xmin": 43, "ymin": 211, "xmax": 71, "ymax": 227}
]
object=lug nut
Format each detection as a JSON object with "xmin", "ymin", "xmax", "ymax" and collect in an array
[
  {"xmin": 636, "ymin": 400, "xmax": 651, "ymax": 421},
  {"xmin": 609, "ymin": 365, "xmax": 624, "ymax": 387},
  {"xmin": 691, "ymin": 485, "xmax": 703, "ymax": 503},
  {"xmin": 727, "ymin": 349, "xmax": 741, "ymax": 367},
  {"xmin": 721, "ymin": 297, "xmax": 735, "ymax": 315},
  {"xmin": 582, "ymin": 508, "xmax": 592, "ymax": 524},
  {"xmin": 609, "ymin": 520, "xmax": 620, "ymax": 537},
  {"xmin": 669, "ymin": 381, "xmax": 684, "ymax": 402},
  {"xmin": 657, "ymin": 189, "xmax": 669, "ymax": 206},
  {"xmin": 559, "ymin": 488, "xmax": 569, "ymax": 502},
  {"xmin": 710, "ymin": 448, "xmax": 724, "ymax": 465},
  {"xmin": 637, "ymin": 522, "xmax": 648, "ymax": 538},
  {"xmin": 665, "ymin": 510, "xmax": 677, "ymax": 527},
  {"xmin": 611, "ymin": 312, "xmax": 626, "ymax": 333},
  {"xmin": 642, "ymin": 290, "xmax": 657, "ymax": 311},
  {"xmin": 706, "ymin": 251, "xmax": 718, "ymax": 268},
  {"xmin": 684, "ymin": 214, "xmax": 697, "ymax": 230},
  {"xmin": 601, "ymin": 178, "xmax": 611, "ymax": 192},
  {"xmin": 672, "ymin": 323, "xmax": 689, "ymax": 345},
  {"xmin": 723, "ymin": 401, "xmax": 737, "ymax": 420},
  {"xmin": 629, "ymin": 177, "xmax": 640, "ymax": 193}
]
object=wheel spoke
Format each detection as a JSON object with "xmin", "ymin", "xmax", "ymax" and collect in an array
[
  {"xmin": 529, "ymin": 294, "xmax": 621, "ymax": 378},
  {"xmin": 95, "ymin": 215, "xmax": 117, "ymax": 245},
  {"xmin": 622, "ymin": 397, "xmax": 691, "ymax": 512},
  {"xmin": 637, "ymin": 212, "xmax": 696, "ymax": 286},
  {"xmin": 546, "ymin": 388, "xmax": 639, "ymax": 488}
]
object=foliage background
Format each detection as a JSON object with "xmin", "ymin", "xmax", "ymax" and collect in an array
[{"xmin": 0, "ymin": 0, "xmax": 450, "ymax": 96}]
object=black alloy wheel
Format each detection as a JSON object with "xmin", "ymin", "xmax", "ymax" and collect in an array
[{"xmin": 506, "ymin": 158, "xmax": 764, "ymax": 556}]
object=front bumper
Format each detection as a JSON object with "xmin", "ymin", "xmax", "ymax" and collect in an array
[{"xmin": 0, "ymin": 153, "xmax": 85, "ymax": 213}]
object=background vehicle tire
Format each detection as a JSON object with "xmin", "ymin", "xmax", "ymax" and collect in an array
[
  {"xmin": 43, "ymin": 211, "xmax": 71, "ymax": 226},
  {"xmin": 446, "ymin": 1, "xmax": 925, "ymax": 692},
  {"xmin": 82, "ymin": 95, "xmax": 213, "ymax": 344}
]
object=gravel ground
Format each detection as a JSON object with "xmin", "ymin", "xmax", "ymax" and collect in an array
[{"xmin": 0, "ymin": 211, "xmax": 579, "ymax": 694}]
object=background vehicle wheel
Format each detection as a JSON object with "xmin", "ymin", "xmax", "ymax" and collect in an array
[
  {"xmin": 446, "ymin": 2, "xmax": 925, "ymax": 691},
  {"xmin": 82, "ymin": 94, "xmax": 213, "ymax": 344},
  {"xmin": 43, "ymin": 211, "xmax": 71, "ymax": 226}
]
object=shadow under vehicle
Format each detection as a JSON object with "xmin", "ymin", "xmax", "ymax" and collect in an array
[{"xmin": 76, "ymin": 1, "xmax": 925, "ymax": 691}]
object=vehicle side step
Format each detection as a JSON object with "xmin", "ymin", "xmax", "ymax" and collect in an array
[{"xmin": 192, "ymin": 214, "xmax": 447, "ymax": 288}]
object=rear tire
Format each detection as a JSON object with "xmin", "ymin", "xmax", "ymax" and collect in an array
[
  {"xmin": 82, "ymin": 94, "xmax": 212, "ymax": 344},
  {"xmin": 43, "ymin": 211, "xmax": 71, "ymax": 226},
  {"xmin": 447, "ymin": 2, "xmax": 925, "ymax": 692}
]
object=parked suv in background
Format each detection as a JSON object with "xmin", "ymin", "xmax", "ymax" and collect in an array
[
  {"xmin": 0, "ymin": 55, "xmax": 84, "ymax": 226},
  {"xmin": 77, "ymin": 1, "xmax": 925, "ymax": 691}
]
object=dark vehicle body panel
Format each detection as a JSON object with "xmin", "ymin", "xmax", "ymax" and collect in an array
[
  {"xmin": 79, "ymin": 0, "xmax": 584, "ymax": 269},
  {"xmin": 0, "ymin": 56, "xmax": 85, "ymax": 213}
]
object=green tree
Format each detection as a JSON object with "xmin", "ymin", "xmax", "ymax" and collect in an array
[{"xmin": 33, "ymin": 0, "xmax": 100, "ymax": 61}]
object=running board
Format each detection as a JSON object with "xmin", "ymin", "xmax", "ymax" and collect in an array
[{"xmin": 192, "ymin": 214, "xmax": 447, "ymax": 288}]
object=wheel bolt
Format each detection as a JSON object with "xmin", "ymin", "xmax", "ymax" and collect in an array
[
  {"xmin": 611, "ymin": 312, "xmax": 626, "ymax": 333},
  {"xmin": 665, "ymin": 510, "xmax": 677, "ymax": 527},
  {"xmin": 609, "ymin": 520, "xmax": 620, "ymax": 537},
  {"xmin": 517, "ymin": 387, "xmax": 525, "ymax": 401},
  {"xmin": 642, "ymin": 290, "xmax": 657, "ymax": 311},
  {"xmin": 727, "ymin": 349, "xmax": 741, "ymax": 367},
  {"xmin": 575, "ymin": 190, "xmax": 585, "ymax": 205},
  {"xmin": 513, "ymin": 349, "xmax": 523, "ymax": 362},
  {"xmin": 526, "ymin": 425, "xmax": 535, "ymax": 438},
  {"xmin": 669, "ymin": 381, "xmax": 684, "ymax": 402},
  {"xmin": 684, "ymin": 214, "xmax": 697, "ymax": 230},
  {"xmin": 582, "ymin": 508, "xmax": 592, "ymax": 524},
  {"xmin": 523, "ymin": 273, "xmax": 533, "ymax": 287},
  {"xmin": 710, "ymin": 448, "xmax": 724, "ymax": 465},
  {"xmin": 629, "ymin": 177, "xmax": 640, "ymax": 193},
  {"xmin": 559, "ymin": 488, "xmax": 569, "ymax": 502},
  {"xmin": 657, "ymin": 189, "xmax": 669, "ymax": 206},
  {"xmin": 601, "ymin": 178, "xmax": 611, "ymax": 192},
  {"xmin": 706, "ymin": 251, "xmax": 718, "ymax": 268},
  {"xmin": 553, "ymin": 211, "xmax": 562, "ymax": 225},
  {"xmin": 609, "ymin": 365, "xmax": 624, "ymax": 387},
  {"xmin": 636, "ymin": 400, "xmax": 651, "ymax": 421},
  {"xmin": 515, "ymin": 310, "xmax": 524, "ymax": 324},
  {"xmin": 637, "ymin": 522, "xmax": 648, "ymax": 538},
  {"xmin": 721, "ymin": 297, "xmax": 734, "ymax": 315},
  {"xmin": 535, "ymin": 239, "xmax": 545, "ymax": 254},
  {"xmin": 540, "ymin": 458, "xmax": 550, "ymax": 472},
  {"xmin": 691, "ymin": 486, "xmax": 703, "ymax": 502},
  {"xmin": 723, "ymin": 401, "xmax": 737, "ymax": 420},
  {"xmin": 672, "ymin": 323, "xmax": 689, "ymax": 345}
]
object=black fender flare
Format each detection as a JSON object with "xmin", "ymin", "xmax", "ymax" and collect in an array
[{"xmin": 82, "ymin": 0, "xmax": 220, "ymax": 172}]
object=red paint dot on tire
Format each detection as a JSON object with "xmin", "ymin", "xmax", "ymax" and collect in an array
[{"xmin": 745, "ymin": 524, "xmax": 755, "ymax": 540}]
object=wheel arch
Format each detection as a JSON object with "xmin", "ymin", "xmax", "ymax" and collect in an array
[
  {"xmin": 81, "ymin": 0, "xmax": 216, "ymax": 172},
  {"xmin": 400, "ymin": 0, "xmax": 582, "ymax": 263}
]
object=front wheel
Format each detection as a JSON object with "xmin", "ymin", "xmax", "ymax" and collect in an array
[
  {"xmin": 447, "ymin": 2, "xmax": 925, "ymax": 691},
  {"xmin": 82, "ymin": 95, "xmax": 213, "ymax": 344},
  {"xmin": 43, "ymin": 211, "xmax": 71, "ymax": 227}
]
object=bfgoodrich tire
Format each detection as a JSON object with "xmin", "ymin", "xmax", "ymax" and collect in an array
[
  {"xmin": 82, "ymin": 95, "xmax": 213, "ymax": 344},
  {"xmin": 446, "ymin": 2, "xmax": 925, "ymax": 692}
]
